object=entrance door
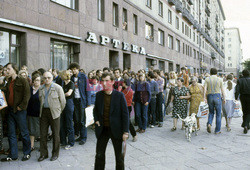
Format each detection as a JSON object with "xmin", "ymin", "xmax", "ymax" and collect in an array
[
  {"xmin": 109, "ymin": 50, "xmax": 119, "ymax": 69},
  {"xmin": 123, "ymin": 53, "xmax": 131, "ymax": 70}
]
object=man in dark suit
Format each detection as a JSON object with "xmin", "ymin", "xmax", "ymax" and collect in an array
[
  {"xmin": 235, "ymin": 69, "xmax": 250, "ymax": 134},
  {"xmin": 93, "ymin": 72, "xmax": 129, "ymax": 170}
]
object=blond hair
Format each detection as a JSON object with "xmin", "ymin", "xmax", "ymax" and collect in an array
[
  {"xmin": 60, "ymin": 70, "xmax": 71, "ymax": 80},
  {"xmin": 169, "ymin": 71, "xmax": 177, "ymax": 79}
]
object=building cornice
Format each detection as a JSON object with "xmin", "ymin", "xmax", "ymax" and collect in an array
[
  {"xmin": 217, "ymin": 0, "xmax": 226, "ymax": 20},
  {"xmin": 225, "ymin": 27, "xmax": 242, "ymax": 43}
]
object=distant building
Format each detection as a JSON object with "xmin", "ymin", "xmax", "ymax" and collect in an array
[
  {"xmin": 224, "ymin": 28, "xmax": 242, "ymax": 77},
  {"xmin": 0, "ymin": 0, "xmax": 225, "ymax": 73}
]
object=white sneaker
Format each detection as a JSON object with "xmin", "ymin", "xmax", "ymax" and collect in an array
[
  {"xmin": 65, "ymin": 145, "xmax": 73, "ymax": 150},
  {"xmin": 150, "ymin": 125, "xmax": 155, "ymax": 128},
  {"xmin": 132, "ymin": 136, "xmax": 137, "ymax": 142}
]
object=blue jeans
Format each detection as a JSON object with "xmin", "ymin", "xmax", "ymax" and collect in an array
[
  {"xmin": 156, "ymin": 92, "xmax": 163, "ymax": 125},
  {"xmin": 60, "ymin": 99, "xmax": 75, "ymax": 146},
  {"xmin": 207, "ymin": 93, "xmax": 222, "ymax": 133},
  {"xmin": 148, "ymin": 98, "xmax": 156, "ymax": 126},
  {"xmin": 8, "ymin": 108, "xmax": 31, "ymax": 158},
  {"xmin": 135, "ymin": 102, "xmax": 148, "ymax": 130},
  {"xmin": 73, "ymin": 98, "xmax": 87, "ymax": 142}
]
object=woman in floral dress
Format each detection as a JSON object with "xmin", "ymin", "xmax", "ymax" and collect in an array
[
  {"xmin": 171, "ymin": 78, "xmax": 191, "ymax": 131},
  {"xmin": 189, "ymin": 77, "xmax": 204, "ymax": 130}
]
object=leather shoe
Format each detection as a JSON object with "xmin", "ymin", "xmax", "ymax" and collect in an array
[
  {"xmin": 38, "ymin": 155, "xmax": 48, "ymax": 162},
  {"xmin": 50, "ymin": 156, "xmax": 58, "ymax": 161},
  {"xmin": 243, "ymin": 126, "xmax": 248, "ymax": 134},
  {"xmin": 79, "ymin": 141, "xmax": 86, "ymax": 145}
]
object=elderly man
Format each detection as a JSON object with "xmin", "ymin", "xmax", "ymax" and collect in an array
[{"xmin": 38, "ymin": 72, "xmax": 66, "ymax": 162}]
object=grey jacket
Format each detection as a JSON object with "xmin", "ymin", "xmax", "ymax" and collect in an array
[{"xmin": 39, "ymin": 83, "xmax": 66, "ymax": 119}]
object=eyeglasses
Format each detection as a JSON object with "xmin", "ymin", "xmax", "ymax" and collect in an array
[{"xmin": 44, "ymin": 77, "xmax": 52, "ymax": 80}]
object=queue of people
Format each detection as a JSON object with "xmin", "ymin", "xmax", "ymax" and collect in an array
[{"xmin": 0, "ymin": 63, "xmax": 249, "ymax": 170}]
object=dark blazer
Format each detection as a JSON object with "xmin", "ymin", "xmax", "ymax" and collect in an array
[
  {"xmin": 235, "ymin": 77, "xmax": 250, "ymax": 99},
  {"xmin": 93, "ymin": 90, "xmax": 129, "ymax": 139},
  {"xmin": 71, "ymin": 72, "xmax": 91, "ymax": 108},
  {"xmin": 5, "ymin": 76, "xmax": 30, "ymax": 113}
]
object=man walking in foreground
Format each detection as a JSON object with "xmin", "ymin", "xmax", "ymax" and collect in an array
[{"xmin": 93, "ymin": 72, "xmax": 129, "ymax": 170}]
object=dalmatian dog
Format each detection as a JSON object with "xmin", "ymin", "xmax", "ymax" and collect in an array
[{"xmin": 177, "ymin": 113, "xmax": 198, "ymax": 142}]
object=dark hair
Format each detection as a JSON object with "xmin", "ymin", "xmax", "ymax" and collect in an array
[
  {"xmin": 101, "ymin": 72, "xmax": 115, "ymax": 81},
  {"xmin": 38, "ymin": 68, "xmax": 46, "ymax": 75},
  {"xmin": 6, "ymin": 63, "xmax": 18, "ymax": 74},
  {"xmin": 32, "ymin": 73, "xmax": 41, "ymax": 83},
  {"xmin": 96, "ymin": 69, "xmax": 102, "ymax": 74},
  {"xmin": 114, "ymin": 68, "xmax": 122, "ymax": 74},
  {"xmin": 181, "ymin": 67, "xmax": 186, "ymax": 71},
  {"xmin": 210, "ymin": 68, "xmax": 217, "ymax": 75},
  {"xmin": 91, "ymin": 76, "xmax": 99, "ymax": 81},
  {"xmin": 68, "ymin": 62, "xmax": 80, "ymax": 70},
  {"xmin": 103, "ymin": 67, "xmax": 110, "ymax": 72},
  {"xmin": 131, "ymin": 71, "xmax": 136, "ymax": 76},
  {"xmin": 177, "ymin": 77, "xmax": 184, "ymax": 83},
  {"xmin": 148, "ymin": 71, "xmax": 155, "ymax": 79},
  {"xmin": 52, "ymin": 69, "xmax": 59, "ymax": 74},
  {"xmin": 242, "ymin": 69, "xmax": 250, "ymax": 77},
  {"xmin": 123, "ymin": 78, "xmax": 131, "ymax": 86},
  {"xmin": 32, "ymin": 70, "xmax": 42, "ymax": 77},
  {"xmin": 153, "ymin": 69, "xmax": 161, "ymax": 76}
]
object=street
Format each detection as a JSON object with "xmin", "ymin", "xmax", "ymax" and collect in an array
[{"xmin": 0, "ymin": 115, "xmax": 249, "ymax": 170}]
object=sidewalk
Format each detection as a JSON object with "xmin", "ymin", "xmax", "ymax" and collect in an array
[{"xmin": 0, "ymin": 115, "xmax": 250, "ymax": 170}]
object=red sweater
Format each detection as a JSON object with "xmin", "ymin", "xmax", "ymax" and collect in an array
[{"xmin": 122, "ymin": 87, "xmax": 133, "ymax": 107}]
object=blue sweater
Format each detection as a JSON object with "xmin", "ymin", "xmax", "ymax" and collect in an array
[
  {"xmin": 148, "ymin": 80, "xmax": 159, "ymax": 99},
  {"xmin": 133, "ymin": 81, "xmax": 151, "ymax": 104}
]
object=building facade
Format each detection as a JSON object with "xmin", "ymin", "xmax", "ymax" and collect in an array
[
  {"xmin": 0, "ymin": 0, "xmax": 226, "ymax": 73},
  {"xmin": 224, "ymin": 28, "xmax": 242, "ymax": 77}
]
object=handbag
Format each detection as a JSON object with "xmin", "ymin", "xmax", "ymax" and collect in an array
[
  {"xmin": 233, "ymin": 101, "xmax": 243, "ymax": 118},
  {"xmin": 197, "ymin": 101, "xmax": 209, "ymax": 118}
]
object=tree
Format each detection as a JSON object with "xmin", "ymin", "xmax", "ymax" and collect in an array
[{"xmin": 242, "ymin": 59, "xmax": 250, "ymax": 71}]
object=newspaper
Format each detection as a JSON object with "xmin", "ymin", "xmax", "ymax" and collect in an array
[{"xmin": 85, "ymin": 105, "xmax": 94, "ymax": 127}]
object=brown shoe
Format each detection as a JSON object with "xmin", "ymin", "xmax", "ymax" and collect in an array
[
  {"xmin": 139, "ymin": 129, "xmax": 145, "ymax": 133},
  {"xmin": 136, "ymin": 128, "xmax": 141, "ymax": 132},
  {"xmin": 207, "ymin": 124, "xmax": 211, "ymax": 133},
  {"xmin": 4, "ymin": 149, "xmax": 10, "ymax": 155},
  {"xmin": 0, "ymin": 149, "xmax": 5, "ymax": 155}
]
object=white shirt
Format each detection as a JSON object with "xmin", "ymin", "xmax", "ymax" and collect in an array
[
  {"xmin": 74, "ymin": 77, "xmax": 81, "ymax": 98},
  {"xmin": 223, "ymin": 80, "xmax": 236, "ymax": 100}
]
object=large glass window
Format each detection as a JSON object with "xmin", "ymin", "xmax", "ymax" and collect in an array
[
  {"xmin": 113, "ymin": 3, "xmax": 119, "ymax": 27},
  {"xmin": 158, "ymin": 29, "xmax": 164, "ymax": 45},
  {"xmin": 50, "ymin": 40, "xmax": 73, "ymax": 70},
  {"xmin": 51, "ymin": 0, "xmax": 78, "ymax": 10},
  {"xmin": 145, "ymin": 22, "xmax": 154, "ymax": 41},
  {"xmin": 97, "ymin": 0, "xmax": 105, "ymax": 21},
  {"xmin": 0, "ymin": 31, "xmax": 20, "ymax": 68}
]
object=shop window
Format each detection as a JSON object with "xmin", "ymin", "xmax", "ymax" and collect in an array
[
  {"xmin": 145, "ymin": 22, "xmax": 154, "ymax": 41},
  {"xmin": 159, "ymin": 61, "xmax": 165, "ymax": 71},
  {"xmin": 176, "ymin": 64, "xmax": 180, "ymax": 73},
  {"xmin": 97, "ymin": 0, "xmax": 105, "ymax": 21},
  {"xmin": 169, "ymin": 62, "xmax": 173, "ymax": 72},
  {"xmin": 123, "ymin": 53, "xmax": 131, "ymax": 70},
  {"xmin": 113, "ymin": 3, "xmax": 119, "ymax": 27},
  {"xmin": 109, "ymin": 50, "xmax": 119, "ymax": 69},
  {"xmin": 50, "ymin": 40, "xmax": 74, "ymax": 70},
  {"xmin": 0, "ymin": 31, "xmax": 20, "ymax": 68},
  {"xmin": 51, "ymin": 0, "xmax": 78, "ymax": 10}
]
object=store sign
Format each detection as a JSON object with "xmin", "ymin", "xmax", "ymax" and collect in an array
[{"xmin": 85, "ymin": 32, "xmax": 146, "ymax": 55}]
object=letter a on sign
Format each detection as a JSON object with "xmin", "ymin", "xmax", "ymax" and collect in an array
[
  {"xmin": 139, "ymin": 47, "xmax": 146, "ymax": 55},
  {"xmin": 86, "ymin": 32, "xmax": 98, "ymax": 44}
]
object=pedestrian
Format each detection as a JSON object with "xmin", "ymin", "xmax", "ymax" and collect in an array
[
  {"xmin": 170, "ymin": 77, "xmax": 190, "ymax": 131},
  {"xmin": 89, "ymin": 76, "xmax": 103, "ymax": 105},
  {"xmin": 153, "ymin": 69, "xmax": 164, "ymax": 127},
  {"xmin": 52, "ymin": 69, "xmax": 63, "ymax": 86},
  {"xmin": 133, "ymin": 73, "xmax": 151, "ymax": 133},
  {"xmin": 121, "ymin": 78, "xmax": 137, "ymax": 142},
  {"xmin": 222, "ymin": 74, "xmax": 236, "ymax": 132},
  {"xmin": 27, "ymin": 72, "xmax": 41, "ymax": 151},
  {"xmin": 235, "ymin": 69, "xmax": 250, "ymax": 134},
  {"xmin": 113, "ymin": 68, "xmax": 124, "ymax": 91},
  {"xmin": 38, "ymin": 72, "xmax": 66, "ymax": 162},
  {"xmin": 189, "ymin": 76, "xmax": 204, "ymax": 130},
  {"xmin": 178, "ymin": 67, "xmax": 189, "ymax": 87},
  {"xmin": 1, "ymin": 63, "xmax": 31, "ymax": 162},
  {"xmin": 147, "ymin": 71, "xmax": 159, "ymax": 128},
  {"xmin": 93, "ymin": 72, "xmax": 129, "ymax": 170},
  {"xmin": 69, "ymin": 62, "xmax": 91, "ymax": 145},
  {"xmin": 204, "ymin": 68, "xmax": 226, "ymax": 134},
  {"xmin": 59, "ymin": 70, "xmax": 75, "ymax": 150}
]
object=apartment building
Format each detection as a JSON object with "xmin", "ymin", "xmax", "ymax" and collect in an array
[
  {"xmin": 224, "ymin": 28, "xmax": 242, "ymax": 77},
  {"xmin": 0, "ymin": 0, "xmax": 226, "ymax": 73}
]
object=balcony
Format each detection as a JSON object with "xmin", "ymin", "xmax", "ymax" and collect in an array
[
  {"xmin": 168, "ymin": 0, "xmax": 176, "ymax": 6},
  {"xmin": 182, "ymin": 7, "xmax": 194, "ymax": 25},
  {"xmin": 187, "ymin": 0, "xmax": 193, "ymax": 5},
  {"xmin": 205, "ymin": 5, "xmax": 211, "ymax": 17},
  {"xmin": 175, "ymin": 0, "xmax": 182, "ymax": 13},
  {"xmin": 216, "ymin": 15, "xmax": 219, "ymax": 22},
  {"xmin": 205, "ymin": 20, "xmax": 211, "ymax": 30}
]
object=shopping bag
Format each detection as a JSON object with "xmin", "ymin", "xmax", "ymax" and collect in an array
[
  {"xmin": 0, "ymin": 90, "xmax": 7, "ymax": 110},
  {"xmin": 85, "ymin": 105, "xmax": 94, "ymax": 127},
  {"xmin": 197, "ymin": 101, "xmax": 209, "ymax": 118},
  {"xmin": 166, "ymin": 102, "xmax": 173, "ymax": 115},
  {"xmin": 233, "ymin": 101, "xmax": 243, "ymax": 118}
]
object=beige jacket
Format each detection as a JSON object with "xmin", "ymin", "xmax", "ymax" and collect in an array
[{"xmin": 39, "ymin": 83, "xmax": 66, "ymax": 119}]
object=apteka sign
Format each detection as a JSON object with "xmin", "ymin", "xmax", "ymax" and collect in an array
[{"xmin": 85, "ymin": 32, "xmax": 147, "ymax": 55}]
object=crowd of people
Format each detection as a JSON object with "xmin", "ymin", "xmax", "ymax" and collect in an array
[{"xmin": 0, "ymin": 62, "xmax": 249, "ymax": 169}]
